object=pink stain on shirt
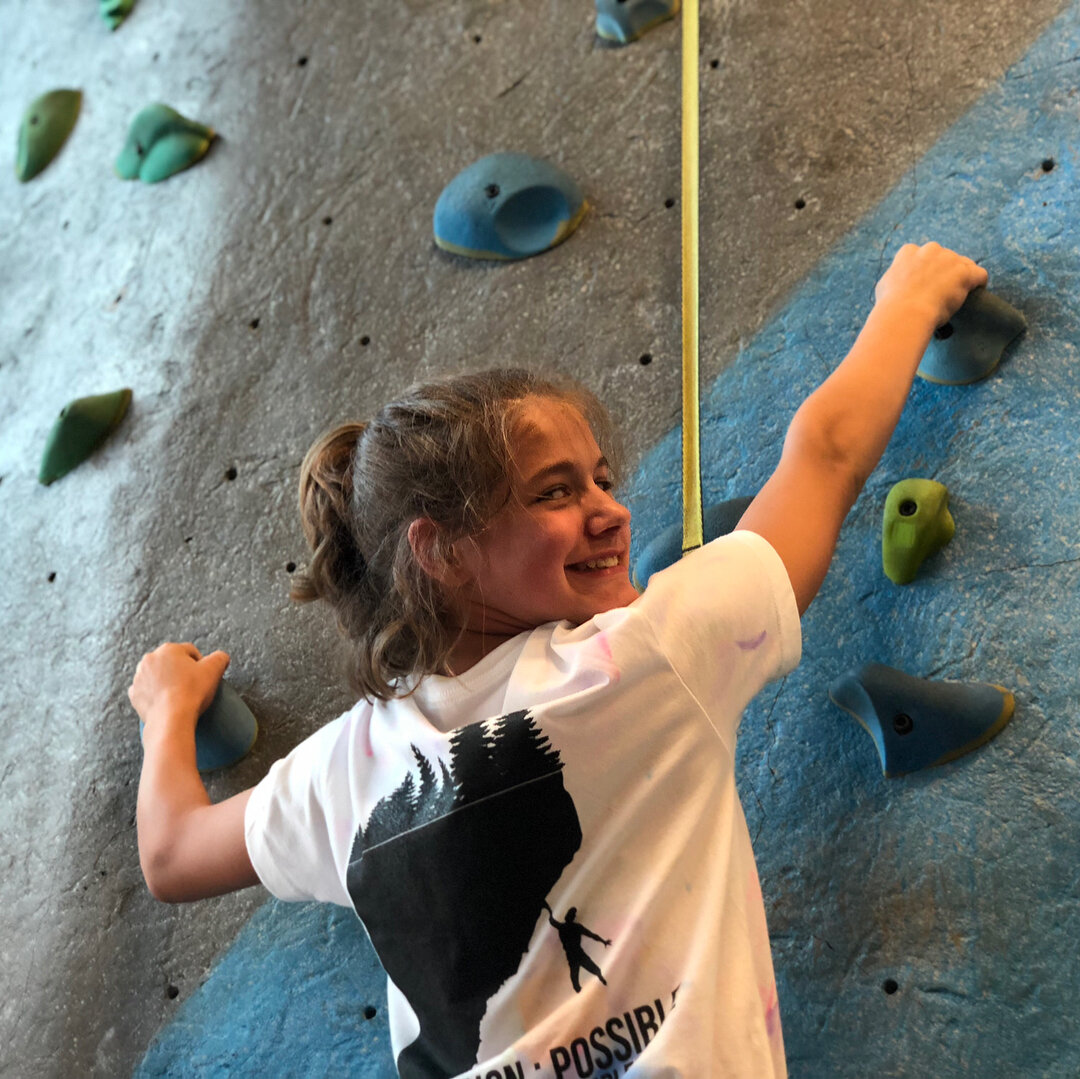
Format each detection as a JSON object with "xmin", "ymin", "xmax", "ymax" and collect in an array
[
  {"xmin": 736, "ymin": 629, "xmax": 768, "ymax": 651},
  {"xmin": 760, "ymin": 981, "xmax": 781, "ymax": 1038}
]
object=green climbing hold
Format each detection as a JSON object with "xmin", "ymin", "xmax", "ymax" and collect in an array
[
  {"xmin": 100, "ymin": 0, "xmax": 135, "ymax": 30},
  {"xmin": 115, "ymin": 104, "xmax": 214, "ymax": 183},
  {"xmin": 917, "ymin": 287, "xmax": 1027, "ymax": 385},
  {"xmin": 38, "ymin": 389, "xmax": 132, "ymax": 486},
  {"xmin": 828, "ymin": 663, "xmax": 1015, "ymax": 777},
  {"xmin": 16, "ymin": 90, "xmax": 82, "ymax": 182},
  {"xmin": 882, "ymin": 478, "xmax": 954, "ymax": 585},
  {"xmin": 139, "ymin": 681, "xmax": 259, "ymax": 772},
  {"xmin": 595, "ymin": 0, "xmax": 681, "ymax": 44}
]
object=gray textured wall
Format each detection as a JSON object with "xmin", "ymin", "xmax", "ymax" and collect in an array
[{"xmin": 0, "ymin": 1, "xmax": 1069, "ymax": 1075}]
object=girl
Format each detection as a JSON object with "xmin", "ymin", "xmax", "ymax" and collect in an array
[{"xmin": 130, "ymin": 243, "xmax": 988, "ymax": 1078}]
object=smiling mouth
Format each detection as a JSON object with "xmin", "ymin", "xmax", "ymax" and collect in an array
[{"xmin": 567, "ymin": 555, "xmax": 621, "ymax": 571}]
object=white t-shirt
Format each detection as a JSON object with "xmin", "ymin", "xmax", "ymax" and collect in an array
[{"xmin": 246, "ymin": 530, "xmax": 801, "ymax": 1079}]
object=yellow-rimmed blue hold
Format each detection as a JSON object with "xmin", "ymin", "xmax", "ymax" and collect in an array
[
  {"xmin": 433, "ymin": 153, "xmax": 586, "ymax": 261},
  {"xmin": 595, "ymin": 0, "xmax": 681, "ymax": 45}
]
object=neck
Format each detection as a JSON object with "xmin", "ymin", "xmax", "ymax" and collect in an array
[{"xmin": 443, "ymin": 627, "xmax": 519, "ymax": 675}]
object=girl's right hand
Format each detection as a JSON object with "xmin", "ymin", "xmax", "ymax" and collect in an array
[
  {"xmin": 874, "ymin": 242, "xmax": 988, "ymax": 330},
  {"xmin": 128, "ymin": 642, "xmax": 230, "ymax": 730}
]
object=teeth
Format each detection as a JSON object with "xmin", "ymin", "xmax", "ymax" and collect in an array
[{"xmin": 577, "ymin": 556, "xmax": 619, "ymax": 570}]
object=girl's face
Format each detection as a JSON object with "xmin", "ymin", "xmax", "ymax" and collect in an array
[{"xmin": 451, "ymin": 397, "xmax": 639, "ymax": 638}]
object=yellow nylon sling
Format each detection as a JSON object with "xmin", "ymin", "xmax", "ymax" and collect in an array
[{"xmin": 681, "ymin": 0, "xmax": 703, "ymax": 555}]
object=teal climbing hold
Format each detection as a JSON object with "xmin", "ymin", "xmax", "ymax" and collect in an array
[
  {"xmin": 633, "ymin": 496, "xmax": 753, "ymax": 589},
  {"xmin": 16, "ymin": 89, "xmax": 81, "ymax": 182},
  {"xmin": 115, "ymin": 104, "xmax": 215, "ymax": 183},
  {"xmin": 139, "ymin": 681, "xmax": 258, "ymax": 772},
  {"xmin": 433, "ymin": 153, "xmax": 587, "ymax": 260},
  {"xmin": 882, "ymin": 478, "xmax": 954, "ymax": 585},
  {"xmin": 828, "ymin": 663, "xmax": 1015, "ymax": 777},
  {"xmin": 595, "ymin": 0, "xmax": 681, "ymax": 44},
  {"xmin": 38, "ymin": 389, "xmax": 132, "ymax": 485},
  {"xmin": 917, "ymin": 287, "xmax": 1027, "ymax": 384},
  {"xmin": 100, "ymin": 0, "xmax": 135, "ymax": 30}
]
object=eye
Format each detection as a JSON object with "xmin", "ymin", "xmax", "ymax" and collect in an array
[{"xmin": 537, "ymin": 484, "xmax": 571, "ymax": 501}]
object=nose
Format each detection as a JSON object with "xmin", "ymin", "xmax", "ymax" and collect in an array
[{"xmin": 585, "ymin": 485, "xmax": 631, "ymax": 536}]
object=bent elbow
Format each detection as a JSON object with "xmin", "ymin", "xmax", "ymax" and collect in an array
[{"xmin": 140, "ymin": 849, "xmax": 184, "ymax": 904}]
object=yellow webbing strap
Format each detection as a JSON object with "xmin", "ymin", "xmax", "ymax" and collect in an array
[{"xmin": 681, "ymin": 0, "xmax": 703, "ymax": 555}]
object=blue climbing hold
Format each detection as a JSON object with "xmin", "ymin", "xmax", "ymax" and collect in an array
[
  {"xmin": 918, "ymin": 287, "xmax": 1027, "ymax": 385},
  {"xmin": 595, "ymin": 0, "xmax": 681, "ymax": 45},
  {"xmin": 139, "ymin": 681, "xmax": 258, "ymax": 772},
  {"xmin": 828, "ymin": 663, "xmax": 1015, "ymax": 778},
  {"xmin": 433, "ymin": 153, "xmax": 586, "ymax": 260},
  {"xmin": 633, "ymin": 496, "xmax": 753, "ymax": 589}
]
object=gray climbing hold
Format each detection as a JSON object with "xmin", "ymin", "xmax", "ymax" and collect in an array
[
  {"xmin": 828, "ymin": 663, "xmax": 1015, "ymax": 778},
  {"xmin": 139, "ymin": 681, "xmax": 258, "ymax": 772},
  {"xmin": 918, "ymin": 287, "xmax": 1027, "ymax": 385}
]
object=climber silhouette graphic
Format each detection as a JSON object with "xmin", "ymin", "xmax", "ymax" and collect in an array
[{"xmin": 544, "ymin": 902, "xmax": 611, "ymax": 993}]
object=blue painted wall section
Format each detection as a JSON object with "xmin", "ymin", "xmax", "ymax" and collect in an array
[{"xmin": 140, "ymin": 4, "xmax": 1080, "ymax": 1076}]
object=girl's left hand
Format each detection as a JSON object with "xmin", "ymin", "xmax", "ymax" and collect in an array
[{"xmin": 128, "ymin": 642, "xmax": 231, "ymax": 729}]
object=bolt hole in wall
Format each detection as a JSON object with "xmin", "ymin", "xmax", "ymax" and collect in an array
[
  {"xmin": 794, "ymin": 198, "xmax": 806, "ymax": 210},
  {"xmin": 882, "ymin": 979, "xmax": 899, "ymax": 995},
  {"xmin": 297, "ymin": 56, "xmax": 308, "ymax": 67},
  {"xmin": 664, "ymin": 197, "xmax": 675, "ymax": 209},
  {"xmin": 639, "ymin": 353, "xmax": 653, "ymax": 366},
  {"xmin": 285, "ymin": 562, "xmax": 296, "ymax": 573},
  {"xmin": 225, "ymin": 467, "xmax": 237, "ymax": 481},
  {"xmin": 323, "ymin": 216, "xmax": 333, "ymax": 226},
  {"xmin": 166, "ymin": 985, "xmax": 179, "ymax": 1000},
  {"xmin": 1042, "ymin": 157, "xmax": 1055, "ymax": 171},
  {"xmin": 249, "ymin": 318, "xmax": 260, "ymax": 330},
  {"xmin": 47, "ymin": 572, "xmax": 56, "ymax": 583},
  {"xmin": 364, "ymin": 1005, "xmax": 377, "ymax": 1020}
]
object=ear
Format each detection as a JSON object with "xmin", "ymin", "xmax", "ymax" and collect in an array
[{"xmin": 407, "ymin": 518, "xmax": 466, "ymax": 587}]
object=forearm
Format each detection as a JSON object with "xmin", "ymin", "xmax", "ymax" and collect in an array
[
  {"xmin": 793, "ymin": 296, "xmax": 938, "ymax": 492},
  {"xmin": 137, "ymin": 714, "xmax": 211, "ymax": 898}
]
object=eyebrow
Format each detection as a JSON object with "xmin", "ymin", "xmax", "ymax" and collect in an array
[{"xmin": 525, "ymin": 456, "xmax": 610, "ymax": 486}]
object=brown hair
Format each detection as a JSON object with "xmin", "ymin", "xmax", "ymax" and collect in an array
[{"xmin": 290, "ymin": 368, "xmax": 617, "ymax": 701}]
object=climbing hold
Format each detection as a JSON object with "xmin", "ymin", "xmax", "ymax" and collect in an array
[
  {"xmin": 595, "ymin": 0, "xmax": 681, "ymax": 44},
  {"xmin": 140, "ymin": 681, "xmax": 258, "ymax": 772},
  {"xmin": 16, "ymin": 89, "xmax": 81, "ymax": 182},
  {"xmin": 882, "ymin": 478, "xmax": 954, "ymax": 585},
  {"xmin": 433, "ymin": 153, "xmax": 586, "ymax": 260},
  {"xmin": 828, "ymin": 663, "xmax": 1015, "ymax": 777},
  {"xmin": 917, "ymin": 287, "xmax": 1027, "ymax": 385},
  {"xmin": 38, "ymin": 389, "xmax": 132, "ymax": 485},
  {"xmin": 115, "ymin": 104, "xmax": 214, "ymax": 183},
  {"xmin": 100, "ymin": 0, "xmax": 135, "ymax": 30},
  {"xmin": 633, "ymin": 496, "xmax": 753, "ymax": 589}
]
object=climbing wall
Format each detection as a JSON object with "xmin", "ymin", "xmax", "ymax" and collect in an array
[{"xmin": 1, "ymin": 0, "xmax": 1075, "ymax": 1076}]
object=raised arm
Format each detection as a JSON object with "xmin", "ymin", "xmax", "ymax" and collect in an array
[
  {"xmin": 737, "ymin": 243, "xmax": 988, "ymax": 615},
  {"xmin": 129, "ymin": 642, "xmax": 259, "ymax": 902}
]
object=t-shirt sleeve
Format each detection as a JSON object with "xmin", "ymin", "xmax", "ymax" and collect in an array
[
  {"xmin": 634, "ymin": 529, "xmax": 802, "ymax": 723},
  {"xmin": 244, "ymin": 712, "xmax": 356, "ymax": 907}
]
